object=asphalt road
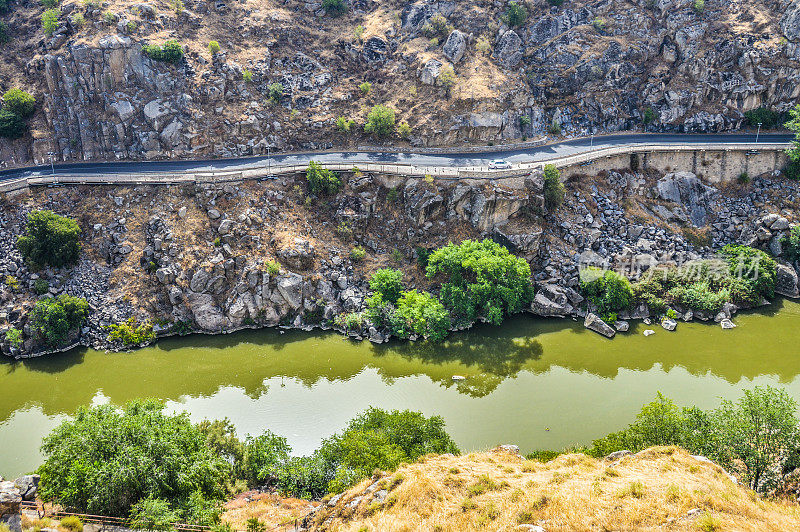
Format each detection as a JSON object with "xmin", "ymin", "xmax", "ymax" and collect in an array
[{"xmin": 0, "ymin": 132, "xmax": 792, "ymax": 181}]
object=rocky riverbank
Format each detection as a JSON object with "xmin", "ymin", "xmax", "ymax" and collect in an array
[{"xmin": 0, "ymin": 164, "xmax": 799, "ymax": 358}]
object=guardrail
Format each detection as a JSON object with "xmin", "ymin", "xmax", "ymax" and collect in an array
[{"xmin": 1, "ymin": 142, "xmax": 789, "ymax": 193}]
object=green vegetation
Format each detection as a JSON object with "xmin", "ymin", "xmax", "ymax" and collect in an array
[
  {"xmin": 71, "ymin": 12, "xmax": 85, "ymax": 28},
  {"xmin": 207, "ymin": 40, "xmax": 220, "ymax": 54},
  {"xmin": 547, "ymin": 0, "xmax": 565, "ymax": 5},
  {"xmin": 592, "ymin": 17, "xmax": 606, "ymax": 31},
  {"xmin": 364, "ymin": 104, "xmax": 395, "ymax": 136},
  {"xmin": 543, "ymin": 164, "xmax": 565, "ymax": 210},
  {"xmin": 30, "ymin": 295, "xmax": 89, "ymax": 347},
  {"xmin": 781, "ymin": 226, "xmax": 800, "ymax": 263},
  {"xmin": 33, "ymin": 278, "xmax": 50, "ymax": 295},
  {"xmin": 390, "ymin": 289, "xmax": 451, "ymax": 341},
  {"xmin": 142, "ymin": 40, "xmax": 184, "ymax": 63},
  {"xmin": 5, "ymin": 327, "xmax": 22, "ymax": 348},
  {"xmin": 744, "ymin": 107, "xmax": 783, "ymax": 129},
  {"xmin": 397, "ymin": 121, "xmax": 412, "ymax": 139},
  {"xmin": 519, "ymin": 115, "xmax": 531, "ymax": 127},
  {"xmin": 336, "ymin": 116, "xmax": 355, "ymax": 132},
  {"xmin": 0, "ymin": 21, "xmax": 9, "ymax": 45},
  {"xmin": 334, "ymin": 311, "xmax": 365, "ymax": 332},
  {"xmin": 41, "ymin": 8, "xmax": 59, "ymax": 35},
  {"xmin": 3, "ymin": 88, "xmax": 36, "ymax": 118},
  {"xmin": 106, "ymin": 317, "xmax": 156, "ymax": 346},
  {"xmin": 58, "ymin": 517, "xmax": 83, "ymax": 532},
  {"xmin": 39, "ymin": 402, "xmax": 457, "ymax": 512},
  {"xmin": 426, "ymin": 239, "xmax": 533, "ymax": 327},
  {"xmin": 580, "ymin": 269, "xmax": 633, "ymax": 323},
  {"xmin": 692, "ymin": 0, "xmax": 704, "ymax": 13},
  {"xmin": 305, "ymin": 161, "xmax": 342, "ymax": 195},
  {"xmin": 437, "ymin": 64, "xmax": 456, "ymax": 96},
  {"xmin": 642, "ymin": 107, "xmax": 657, "ymax": 125},
  {"xmin": 17, "ymin": 210, "xmax": 82, "ymax": 268},
  {"xmin": 267, "ymin": 82, "xmax": 284, "ymax": 104},
  {"xmin": 0, "ymin": 109, "xmax": 26, "ymax": 139},
  {"xmin": 358, "ymin": 81, "xmax": 371, "ymax": 95},
  {"xmin": 475, "ymin": 35, "xmax": 491, "ymax": 54},
  {"xmin": 242, "ymin": 69, "xmax": 253, "ymax": 83},
  {"xmin": 504, "ymin": 1, "xmax": 528, "ymax": 27},
  {"xmin": 421, "ymin": 13, "xmax": 453, "ymax": 39},
  {"xmin": 368, "ymin": 268, "xmax": 404, "ymax": 304},
  {"xmin": 350, "ymin": 246, "xmax": 366, "ymax": 262},
  {"xmin": 322, "ymin": 0, "xmax": 347, "ymax": 17},
  {"xmin": 589, "ymin": 387, "xmax": 799, "ymax": 493}
]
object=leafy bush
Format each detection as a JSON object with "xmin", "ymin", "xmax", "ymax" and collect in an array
[
  {"xmin": 241, "ymin": 431, "xmax": 291, "ymax": 486},
  {"xmin": 592, "ymin": 17, "xmax": 606, "ymax": 31},
  {"xmin": 30, "ymin": 295, "xmax": 89, "ymax": 346},
  {"xmin": 322, "ymin": 0, "xmax": 347, "ymax": 16},
  {"xmin": 353, "ymin": 24, "xmax": 364, "ymax": 42},
  {"xmin": 106, "ymin": 317, "xmax": 156, "ymax": 346},
  {"xmin": 580, "ymin": 269, "xmax": 633, "ymax": 323},
  {"xmin": 543, "ymin": 164, "xmax": 565, "ymax": 210},
  {"xmin": 369, "ymin": 268, "xmax": 404, "ymax": 304},
  {"xmin": 719, "ymin": 244, "xmax": 776, "ymax": 302},
  {"xmin": 128, "ymin": 497, "xmax": 177, "ymax": 531},
  {"xmin": 41, "ymin": 0, "xmax": 58, "ymax": 7},
  {"xmin": 437, "ymin": 64, "xmax": 456, "ymax": 95},
  {"xmin": 336, "ymin": 116, "xmax": 355, "ymax": 132},
  {"xmin": 58, "ymin": 516, "xmax": 83, "ymax": 532},
  {"xmin": 505, "ymin": 1, "xmax": 528, "ymax": 27},
  {"xmin": 590, "ymin": 387, "xmax": 800, "ymax": 493},
  {"xmin": 334, "ymin": 311, "xmax": 365, "ymax": 332},
  {"xmin": 744, "ymin": 107, "xmax": 782, "ymax": 129},
  {"xmin": 142, "ymin": 40, "xmax": 184, "ymax": 63},
  {"xmin": 0, "ymin": 109, "xmax": 26, "ymax": 139},
  {"xmin": 242, "ymin": 69, "xmax": 253, "ymax": 82},
  {"xmin": 397, "ymin": 121, "xmax": 412, "ymax": 139},
  {"xmin": 0, "ymin": 21, "xmax": 9, "ymax": 45},
  {"xmin": 5, "ymin": 328, "xmax": 22, "ymax": 348},
  {"xmin": 389, "ymin": 289, "xmax": 451, "ymax": 341},
  {"xmin": 71, "ymin": 12, "xmax": 85, "ymax": 28},
  {"xmin": 519, "ymin": 115, "xmax": 531, "ymax": 127},
  {"xmin": 642, "ymin": 107, "xmax": 657, "ymax": 125},
  {"xmin": 266, "ymin": 260, "xmax": 281, "ymax": 277},
  {"xmin": 426, "ymin": 239, "xmax": 533, "ymax": 327},
  {"xmin": 38, "ymin": 400, "xmax": 229, "ymax": 520},
  {"xmin": 421, "ymin": 13, "xmax": 452, "ymax": 39},
  {"xmin": 3, "ymin": 88, "xmax": 36, "ymax": 118},
  {"xmin": 781, "ymin": 226, "xmax": 800, "ymax": 263},
  {"xmin": 17, "ymin": 210, "xmax": 82, "ymax": 268},
  {"xmin": 358, "ymin": 81, "xmax": 371, "ymax": 95},
  {"xmin": 267, "ymin": 82, "xmax": 284, "ymax": 104},
  {"xmin": 693, "ymin": 0, "xmax": 704, "ymax": 13},
  {"xmin": 350, "ymin": 246, "xmax": 366, "ymax": 262},
  {"xmin": 364, "ymin": 104, "xmax": 395, "ymax": 136},
  {"xmin": 33, "ymin": 278, "xmax": 50, "ymax": 295},
  {"xmin": 41, "ymin": 9, "xmax": 59, "ymax": 35},
  {"xmin": 305, "ymin": 161, "xmax": 342, "ymax": 195},
  {"xmin": 207, "ymin": 40, "xmax": 220, "ymax": 54},
  {"xmin": 4, "ymin": 275, "xmax": 18, "ymax": 290}
]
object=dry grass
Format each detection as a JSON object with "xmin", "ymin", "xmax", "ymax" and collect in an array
[
  {"xmin": 314, "ymin": 446, "xmax": 800, "ymax": 531},
  {"xmin": 221, "ymin": 490, "xmax": 320, "ymax": 530}
]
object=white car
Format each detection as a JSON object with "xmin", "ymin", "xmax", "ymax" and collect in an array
[{"xmin": 488, "ymin": 159, "xmax": 512, "ymax": 170}]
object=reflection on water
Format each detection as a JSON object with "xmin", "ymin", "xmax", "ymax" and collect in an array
[{"xmin": 2, "ymin": 299, "xmax": 800, "ymax": 477}]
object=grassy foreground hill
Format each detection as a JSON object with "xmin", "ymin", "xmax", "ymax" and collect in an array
[{"xmin": 305, "ymin": 446, "xmax": 800, "ymax": 531}]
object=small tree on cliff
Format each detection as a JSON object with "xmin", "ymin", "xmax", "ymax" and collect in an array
[
  {"xmin": 785, "ymin": 104, "xmax": 800, "ymax": 178},
  {"xmin": 543, "ymin": 164, "xmax": 565, "ymax": 210},
  {"xmin": 17, "ymin": 210, "xmax": 82, "ymax": 268},
  {"xmin": 364, "ymin": 104, "xmax": 395, "ymax": 137}
]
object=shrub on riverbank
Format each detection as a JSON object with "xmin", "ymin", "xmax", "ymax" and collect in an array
[
  {"xmin": 30, "ymin": 294, "xmax": 89, "ymax": 346},
  {"xmin": 589, "ymin": 386, "xmax": 800, "ymax": 493},
  {"xmin": 17, "ymin": 210, "xmax": 81, "ymax": 268},
  {"xmin": 106, "ymin": 317, "xmax": 156, "ymax": 346},
  {"xmin": 426, "ymin": 239, "xmax": 533, "ymax": 326},
  {"xmin": 580, "ymin": 268, "xmax": 633, "ymax": 323}
]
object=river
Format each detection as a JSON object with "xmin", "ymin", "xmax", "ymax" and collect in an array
[{"xmin": 2, "ymin": 299, "xmax": 800, "ymax": 478}]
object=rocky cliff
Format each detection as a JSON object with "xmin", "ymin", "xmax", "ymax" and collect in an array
[{"xmin": 1, "ymin": 0, "xmax": 799, "ymax": 166}]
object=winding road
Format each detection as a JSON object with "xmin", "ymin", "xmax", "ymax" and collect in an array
[{"xmin": 0, "ymin": 132, "xmax": 793, "ymax": 182}]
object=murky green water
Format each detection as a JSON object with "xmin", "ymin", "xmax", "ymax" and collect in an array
[{"xmin": 3, "ymin": 299, "xmax": 800, "ymax": 478}]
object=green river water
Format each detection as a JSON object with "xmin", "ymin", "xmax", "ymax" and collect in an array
[{"xmin": 2, "ymin": 299, "xmax": 800, "ymax": 478}]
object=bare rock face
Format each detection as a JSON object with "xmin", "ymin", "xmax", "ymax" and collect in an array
[
  {"xmin": 584, "ymin": 312, "xmax": 616, "ymax": 338},
  {"xmin": 655, "ymin": 172, "xmax": 715, "ymax": 226},
  {"xmin": 775, "ymin": 262, "xmax": 800, "ymax": 298},
  {"xmin": 0, "ymin": 480, "xmax": 22, "ymax": 532},
  {"xmin": 493, "ymin": 30, "xmax": 523, "ymax": 68},
  {"xmin": 277, "ymin": 238, "xmax": 316, "ymax": 270}
]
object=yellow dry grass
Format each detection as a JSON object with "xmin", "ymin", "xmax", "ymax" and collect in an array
[{"xmin": 314, "ymin": 446, "xmax": 800, "ymax": 532}]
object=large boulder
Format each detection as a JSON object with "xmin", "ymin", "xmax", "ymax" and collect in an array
[
  {"xmin": 443, "ymin": 30, "xmax": 466, "ymax": 63},
  {"xmin": 277, "ymin": 238, "xmax": 315, "ymax": 270},
  {"xmin": 493, "ymin": 30, "xmax": 523, "ymax": 68},
  {"xmin": 187, "ymin": 293, "xmax": 227, "ymax": 331},
  {"xmin": 654, "ymin": 171, "xmax": 715, "ymax": 226},
  {"xmin": 783, "ymin": 0, "xmax": 800, "ymax": 41},
  {"xmin": 419, "ymin": 59, "xmax": 442, "ymax": 85},
  {"xmin": 0, "ymin": 481, "xmax": 21, "ymax": 532},
  {"xmin": 775, "ymin": 263, "xmax": 800, "ymax": 298},
  {"xmin": 584, "ymin": 313, "xmax": 616, "ymax": 338},
  {"xmin": 276, "ymin": 273, "xmax": 304, "ymax": 310},
  {"xmin": 13, "ymin": 475, "xmax": 39, "ymax": 502},
  {"xmin": 530, "ymin": 284, "xmax": 582, "ymax": 317}
]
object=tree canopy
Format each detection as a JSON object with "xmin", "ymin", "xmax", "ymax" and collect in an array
[{"xmin": 17, "ymin": 210, "xmax": 82, "ymax": 268}]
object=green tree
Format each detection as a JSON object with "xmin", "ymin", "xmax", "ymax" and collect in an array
[
  {"xmin": 5, "ymin": 327, "xmax": 22, "ymax": 347},
  {"xmin": 31, "ymin": 295, "xmax": 89, "ymax": 346},
  {"xmin": 268, "ymin": 82, "xmax": 284, "ymax": 104},
  {"xmin": 781, "ymin": 226, "xmax": 800, "ymax": 263},
  {"xmin": 426, "ymin": 239, "xmax": 533, "ymax": 326},
  {"xmin": 785, "ymin": 104, "xmax": 800, "ymax": 163},
  {"xmin": 142, "ymin": 40, "xmax": 184, "ymax": 63},
  {"xmin": 3, "ymin": 88, "xmax": 36, "ymax": 118},
  {"xmin": 358, "ymin": 81, "xmax": 371, "ymax": 95},
  {"xmin": 128, "ymin": 497, "xmax": 179, "ymax": 531},
  {"xmin": 437, "ymin": 64, "xmax": 456, "ymax": 96},
  {"xmin": 719, "ymin": 244, "xmax": 776, "ymax": 302},
  {"xmin": 106, "ymin": 317, "xmax": 156, "ymax": 346},
  {"xmin": 17, "ymin": 210, "xmax": 82, "ymax": 268},
  {"xmin": 390, "ymin": 289, "xmax": 451, "ymax": 341},
  {"xmin": 580, "ymin": 269, "xmax": 633, "ymax": 323},
  {"xmin": 241, "ymin": 432, "xmax": 291, "ymax": 486},
  {"xmin": 207, "ymin": 40, "xmax": 220, "ymax": 54},
  {"xmin": 41, "ymin": 8, "xmax": 59, "ymax": 35},
  {"xmin": 0, "ymin": 109, "xmax": 26, "ymax": 139},
  {"xmin": 543, "ymin": 164, "xmax": 565, "ymax": 210},
  {"xmin": 364, "ymin": 104, "xmax": 395, "ymax": 136},
  {"xmin": 322, "ymin": 0, "xmax": 347, "ymax": 16},
  {"xmin": 505, "ymin": 1, "xmax": 528, "ymax": 27},
  {"xmin": 712, "ymin": 387, "xmax": 800, "ymax": 491},
  {"xmin": 368, "ymin": 268, "xmax": 404, "ymax": 304},
  {"xmin": 37, "ymin": 400, "xmax": 230, "ymax": 520},
  {"xmin": 305, "ymin": 161, "xmax": 342, "ymax": 195}
]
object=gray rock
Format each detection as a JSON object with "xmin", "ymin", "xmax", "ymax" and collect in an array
[
  {"xmin": 661, "ymin": 318, "xmax": 677, "ymax": 331},
  {"xmin": 0, "ymin": 480, "xmax": 22, "ymax": 532},
  {"xmin": 720, "ymin": 318, "xmax": 736, "ymax": 329},
  {"xmin": 190, "ymin": 269, "xmax": 210, "ymax": 293},
  {"xmin": 187, "ymin": 293, "xmax": 227, "ymax": 331},
  {"xmin": 443, "ymin": 30, "xmax": 466, "ymax": 63},
  {"xmin": 654, "ymin": 172, "xmax": 714, "ymax": 226},
  {"xmin": 613, "ymin": 320, "xmax": 629, "ymax": 332},
  {"xmin": 584, "ymin": 313, "xmax": 615, "ymax": 338},
  {"xmin": 605, "ymin": 450, "xmax": 631, "ymax": 461},
  {"xmin": 276, "ymin": 273, "xmax": 304, "ymax": 310},
  {"xmin": 419, "ymin": 59, "xmax": 442, "ymax": 85},
  {"xmin": 12, "ymin": 475, "xmax": 38, "ymax": 501},
  {"xmin": 775, "ymin": 263, "xmax": 800, "ymax": 298},
  {"xmin": 770, "ymin": 216, "xmax": 790, "ymax": 231},
  {"xmin": 493, "ymin": 30, "xmax": 523, "ymax": 68}
]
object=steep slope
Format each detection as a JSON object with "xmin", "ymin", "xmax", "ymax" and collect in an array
[
  {"xmin": 0, "ymin": 0, "xmax": 799, "ymax": 166},
  {"xmin": 309, "ymin": 446, "xmax": 800, "ymax": 531}
]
